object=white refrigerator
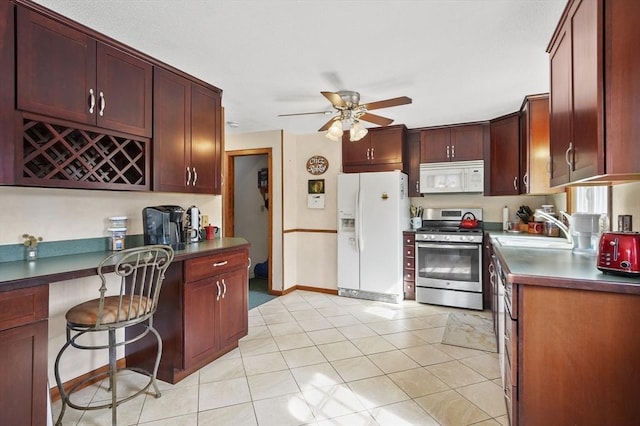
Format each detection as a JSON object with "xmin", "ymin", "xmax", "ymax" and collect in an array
[{"xmin": 337, "ymin": 170, "xmax": 410, "ymax": 303}]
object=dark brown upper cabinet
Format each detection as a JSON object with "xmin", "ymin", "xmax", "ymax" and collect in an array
[
  {"xmin": 547, "ymin": 0, "xmax": 640, "ymax": 186},
  {"xmin": 153, "ymin": 67, "xmax": 222, "ymax": 194},
  {"xmin": 16, "ymin": 6, "xmax": 152, "ymax": 138},
  {"xmin": 342, "ymin": 125, "xmax": 406, "ymax": 173},
  {"xmin": 487, "ymin": 113, "xmax": 520, "ymax": 196},
  {"xmin": 420, "ymin": 124, "xmax": 484, "ymax": 163}
]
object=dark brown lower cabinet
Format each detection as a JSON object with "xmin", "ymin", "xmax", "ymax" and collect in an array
[
  {"xmin": 402, "ymin": 231, "xmax": 415, "ymax": 300},
  {"xmin": 126, "ymin": 246, "xmax": 249, "ymax": 384},
  {"xmin": 507, "ymin": 284, "xmax": 640, "ymax": 425},
  {"xmin": 0, "ymin": 285, "xmax": 49, "ymax": 426}
]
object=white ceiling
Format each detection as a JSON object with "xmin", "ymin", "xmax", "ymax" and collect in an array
[{"xmin": 33, "ymin": 0, "xmax": 567, "ymax": 136}]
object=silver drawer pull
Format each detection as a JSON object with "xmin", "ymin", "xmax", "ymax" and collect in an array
[
  {"xmin": 221, "ymin": 278, "xmax": 227, "ymax": 298},
  {"xmin": 215, "ymin": 280, "xmax": 221, "ymax": 301},
  {"xmin": 213, "ymin": 260, "xmax": 228, "ymax": 267},
  {"xmin": 88, "ymin": 89, "xmax": 95, "ymax": 114}
]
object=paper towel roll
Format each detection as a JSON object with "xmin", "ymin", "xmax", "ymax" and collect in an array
[{"xmin": 503, "ymin": 206, "xmax": 510, "ymax": 231}]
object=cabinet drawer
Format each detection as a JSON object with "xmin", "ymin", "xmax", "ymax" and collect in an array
[
  {"xmin": 403, "ymin": 233, "xmax": 415, "ymax": 245},
  {"xmin": 184, "ymin": 249, "xmax": 247, "ymax": 282},
  {"xmin": 403, "ymin": 269, "xmax": 415, "ymax": 281},
  {"xmin": 403, "ymin": 245, "xmax": 415, "ymax": 258},
  {"xmin": 0, "ymin": 285, "xmax": 48, "ymax": 331},
  {"xmin": 404, "ymin": 257, "xmax": 415, "ymax": 270}
]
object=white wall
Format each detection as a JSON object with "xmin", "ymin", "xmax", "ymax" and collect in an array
[{"xmin": 233, "ymin": 155, "xmax": 269, "ymax": 277}]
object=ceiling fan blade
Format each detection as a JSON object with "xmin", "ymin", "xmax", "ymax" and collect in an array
[
  {"xmin": 363, "ymin": 96, "xmax": 412, "ymax": 111},
  {"xmin": 318, "ymin": 117, "xmax": 338, "ymax": 132},
  {"xmin": 278, "ymin": 111, "xmax": 332, "ymax": 117},
  {"xmin": 359, "ymin": 112, "xmax": 394, "ymax": 126},
  {"xmin": 321, "ymin": 91, "xmax": 346, "ymax": 108}
]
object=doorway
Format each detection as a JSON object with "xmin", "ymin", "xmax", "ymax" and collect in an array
[{"xmin": 224, "ymin": 149, "xmax": 274, "ymax": 299}]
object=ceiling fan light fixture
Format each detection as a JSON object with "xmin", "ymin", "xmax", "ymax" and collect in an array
[
  {"xmin": 325, "ymin": 119, "xmax": 344, "ymax": 141},
  {"xmin": 349, "ymin": 120, "xmax": 368, "ymax": 141}
]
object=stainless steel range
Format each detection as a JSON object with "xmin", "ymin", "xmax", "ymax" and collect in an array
[{"xmin": 415, "ymin": 208, "xmax": 483, "ymax": 310}]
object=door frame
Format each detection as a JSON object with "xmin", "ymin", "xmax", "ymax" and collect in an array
[{"xmin": 224, "ymin": 148, "xmax": 273, "ymax": 293}]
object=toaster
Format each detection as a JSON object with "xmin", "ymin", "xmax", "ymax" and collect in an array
[{"xmin": 597, "ymin": 232, "xmax": 640, "ymax": 276}]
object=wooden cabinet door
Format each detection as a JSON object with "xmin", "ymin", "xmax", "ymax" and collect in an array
[
  {"xmin": 17, "ymin": 7, "xmax": 96, "ymax": 125},
  {"xmin": 96, "ymin": 43, "xmax": 152, "ymax": 137},
  {"xmin": 217, "ymin": 269, "xmax": 248, "ymax": 349},
  {"xmin": 549, "ymin": 24, "xmax": 572, "ymax": 187},
  {"xmin": 369, "ymin": 127, "xmax": 403, "ymax": 166},
  {"xmin": 342, "ymin": 134, "xmax": 371, "ymax": 167},
  {"xmin": 420, "ymin": 128, "xmax": 450, "ymax": 163},
  {"xmin": 522, "ymin": 95, "xmax": 559, "ymax": 195},
  {"xmin": 153, "ymin": 68, "xmax": 190, "ymax": 192},
  {"xmin": 183, "ymin": 277, "xmax": 218, "ymax": 370},
  {"xmin": 450, "ymin": 124, "xmax": 484, "ymax": 161},
  {"xmin": 191, "ymin": 83, "xmax": 222, "ymax": 194},
  {"xmin": 0, "ymin": 321, "xmax": 48, "ymax": 426},
  {"xmin": 406, "ymin": 130, "xmax": 421, "ymax": 196},
  {"xmin": 488, "ymin": 114, "xmax": 520, "ymax": 195}
]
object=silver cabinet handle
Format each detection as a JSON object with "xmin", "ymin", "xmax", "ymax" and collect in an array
[
  {"xmin": 192, "ymin": 167, "xmax": 198, "ymax": 186},
  {"xmin": 451, "ymin": 144, "xmax": 455, "ymax": 158},
  {"xmin": 366, "ymin": 147, "xmax": 370, "ymax": 160},
  {"xmin": 215, "ymin": 280, "xmax": 221, "ymax": 301},
  {"xmin": 213, "ymin": 260, "xmax": 228, "ymax": 267},
  {"xmin": 221, "ymin": 278, "xmax": 227, "ymax": 298},
  {"xmin": 88, "ymin": 89, "xmax": 95, "ymax": 114},
  {"xmin": 513, "ymin": 176, "xmax": 518, "ymax": 191},
  {"xmin": 415, "ymin": 180, "xmax": 419, "ymax": 193},
  {"xmin": 446, "ymin": 145, "xmax": 450, "ymax": 159},
  {"xmin": 370, "ymin": 147, "xmax": 374, "ymax": 159},
  {"xmin": 523, "ymin": 173, "xmax": 529, "ymax": 191},
  {"xmin": 99, "ymin": 91, "xmax": 105, "ymax": 116},
  {"xmin": 565, "ymin": 142, "xmax": 573, "ymax": 168},
  {"xmin": 186, "ymin": 167, "xmax": 191, "ymax": 185}
]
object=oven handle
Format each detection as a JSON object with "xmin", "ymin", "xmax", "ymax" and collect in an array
[{"xmin": 416, "ymin": 242, "xmax": 480, "ymax": 250}]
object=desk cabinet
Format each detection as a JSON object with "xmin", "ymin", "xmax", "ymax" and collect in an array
[{"xmin": 0, "ymin": 285, "xmax": 48, "ymax": 426}]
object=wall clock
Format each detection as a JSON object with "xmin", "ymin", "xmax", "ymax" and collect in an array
[{"xmin": 306, "ymin": 155, "xmax": 329, "ymax": 175}]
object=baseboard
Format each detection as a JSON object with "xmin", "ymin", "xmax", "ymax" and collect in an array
[
  {"xmin": 277, "ymin": 285, "xmax": 338, "ymax": 296},
  {"xmin": 49, "ymin": 358, "xmax": 126, "ymax": 402}
]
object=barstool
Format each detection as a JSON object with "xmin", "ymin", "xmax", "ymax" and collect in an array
[{"xmin": 54, "ymin": 245, "xmax": 174, "ymax": 426}]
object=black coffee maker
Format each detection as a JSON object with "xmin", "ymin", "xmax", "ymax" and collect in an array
[{"xmin": 142, "ymin": 205, "xmax": 185, "ymax": 250}]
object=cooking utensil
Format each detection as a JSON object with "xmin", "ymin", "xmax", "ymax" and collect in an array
[{"xmin": 460, "ymin": 212, "xmax": 479, "ymax": 229}]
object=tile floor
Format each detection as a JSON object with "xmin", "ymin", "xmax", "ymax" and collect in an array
[{"xmin": 52, "ymin": 290, "xmax": 507, "ymax": 426}]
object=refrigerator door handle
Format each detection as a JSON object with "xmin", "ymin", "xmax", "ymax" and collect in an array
[{"xmin": 356, "ymin": 187, "xmax": 363, "ymax": 252}]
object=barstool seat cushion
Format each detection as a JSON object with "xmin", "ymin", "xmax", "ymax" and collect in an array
[{"xmin": 66, "ymin": 295, "xmax": 151, "ymax": 327}]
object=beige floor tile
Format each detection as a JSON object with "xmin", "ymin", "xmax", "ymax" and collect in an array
[
  {"xmin": 238, "ymin": 337, "xmax": 279, "ymax": 356},
  {"xmin": 274, "ymin": 332, "xmax": 315, "ymax": 351},
  {"xmin": 138, "ymin": 412, "xmax": 199, "ymax": 425},
  {"xmin": 456, "ymin": 380, "xmax": 507, "ymax": 418},
  {"xmin": 350, "ymin": 335, "xmax": 397, "ymax": 355},
  {"xmin": 337, "ymin": 323, "xmax": 377, "ymax": 339},
  {"xmin": 198, "ymin": 377, "xmax": 251, "ymax": 411},
  {"xmin": 366, "ymin": 319, "xmax": 409, "ymax": 335},
  {"xmin": 402, "ymin": 344, "xmax": 454, "ymax": 366},
  {"xmin": 317, "ymin": 341, "xmax": 364, "ymax": 361},
  {"xmin": 262, "ymin": 311, "xmax": 296, "ymax": 325},
  {"xmin": 367, "ymin": 350, "xmax": 420, "ymax": 374},
  {"xmin": 268, "ymin": 321, "xmax": 305, "ymax": 336},
  {"xmin": 282, "ymin": 346, "xmax": 328, "ymax": 368},
  {"xmin": 73, "ymin": 393, "xmax": 145, "ymax": 426},
  {"xmin": 331, "ymin": 356, "xmax": 384, "ymax": 382},
  {"xmin": 283, "ymin": 301, "xmax": 314, "ymax": 312},
  {"xmin": 248, "ymin": 315, "xmax": 266, "ymax": 327},
  {"xmin": 370, "ymin": 400, "xmax": 439, "ymax": 426},
  {"xmin": 414, "ymin": 389, "xmax": 490, "ymax": 426},
  {"xmin": 248, "ymin": 307, "xmax": 261, "ymax": 316},
  {"xmin": 198, "ymin": 402, "xmax": 257, "ymax": 426},
  {"xmin": 241, "ymin": 324, "xmax": 273, "ymax": 341},
  {"xmin": 138, "ymin": 384, "xmax": 199, "ymax": 423},
  {"xmin": 495, "ymin": 414, "xmax": 509, "ymax": 425},
  {"xmin": 387, "ymin": 367, "xmax": 450, "ymax": 398},
  {"xmin": 242, "ymin": 351, "xmax": 289, "ymax": 376},
  {"xmin": 247, "ymin": 370, "xmax": 300, "ymax": 401},
  {"xmin": 469, "ymin": 419, "xmax": 502, "ymax": 426},
  {"xmin": 199, "ymin": 356, "xmax": 246, "ymax": 384},
  {"xmin": 411, "ymin": 327, "xmax": 445, "ymax": 343},
  {"xmin": 326, "ymin": 314, "xmax": 362, "ymax": 327},
  {"xmin": 258, "ymin": 302, "xmax": 288, "ymax": 315},
  {"xmin": 383, "ymin": 331, "xmax": 428, "ymax": 349},
  {"xmin": 426, "ymin": 360, "xmax": 488, "ymax": 388},
  {"xmin": 290, "ymin": 362, "xmax": 344, "ymax": 390},
  {"xmin": 290, "ymin": 308, "xmax": 325, "ymax": 321},
  {"xmin": 434, "ymin": 342, "xmax": 488, "ymax": 360},
  {"xmin": 316, "ymin": 306, "xmax": 350, "ymax": 317},
  {"xmin": 316, "ymin": 411, "xmax": 377, "ymax": 426},
  {"xmin": 307, "ymin": 328, "xmax": 347, "ymax": 345},
  {"xmin": 346, "ymin": 375, "xmax": 410, "ymax": 409},
  {"xmin": 459, "ymin": 353, "xmax": 501, "ymax": 380},
  {"xmin": 298, "ymin": 317, "xmax": 335, "ymax": 332},
  {"xmin": 302, "ymin": 383, "xmax": 367, "ymax": 420},
  {"xmin": 394, "ymin": 318, "xmax": 431, "ymax": 331},
  {"xmin": 424, "ymin": 313, "xmax": 450, "ymax": 327},
  {"xmin": 253, "ymin": 392, "xmax": 315, "ymax": 426}
]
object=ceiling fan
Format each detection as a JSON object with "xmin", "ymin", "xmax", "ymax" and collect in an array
[{"xmin": 279, "ymin": 90, "xmax": 412, "ymax": 141}]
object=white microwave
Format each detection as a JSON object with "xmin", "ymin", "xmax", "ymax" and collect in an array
[{"xmin": 419, "ymin": 160, "xmax": 484, "ymax": 194}]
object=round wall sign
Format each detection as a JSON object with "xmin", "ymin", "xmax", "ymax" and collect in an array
[{"xmin": 306, "ymin": 155, "xmax": 329, "ymax": 175}]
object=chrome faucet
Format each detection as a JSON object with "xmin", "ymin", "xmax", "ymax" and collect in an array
[{"xmin": 535, "ymin": 210, "xmax": 573, "ymax": 245}]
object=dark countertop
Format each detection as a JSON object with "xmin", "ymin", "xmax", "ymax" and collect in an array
[
  {"xmin": 488, "ymin": 232, "xmax": 640, "ymax": 295},
  {"xmin": 0, "ymin": 238, "xmax": 250, "ymax": 292}
]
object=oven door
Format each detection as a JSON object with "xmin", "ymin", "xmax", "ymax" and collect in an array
[{"xmin": 415, "ymin": 241, "xmax": 482, "ymax": 292}]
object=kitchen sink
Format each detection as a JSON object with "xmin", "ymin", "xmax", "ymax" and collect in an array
[{"xmin": 494, "ymin": 235, "xmax": 574, "ymax": 250}]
